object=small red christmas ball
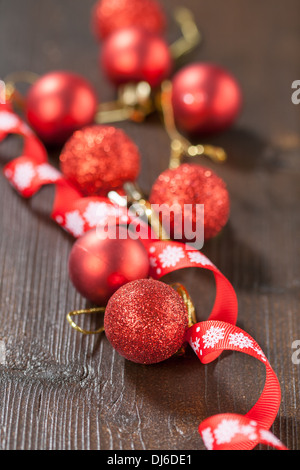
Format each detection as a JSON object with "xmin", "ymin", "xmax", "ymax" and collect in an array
[
  {"xmin": 100, "ymin": 27, "xmax": 172, "ymax": 88},
  {"xmin": 92, "ymin": 0, "xmax": 166, "ymax": 41},
  {"xmin": 104, "ymin": 278, "xmax": 189, "ymax": 364},
  {"xmin": 26, "ymin": 71, "xmax": 98, "ymax": 144},
  {"xmin": 59, "ymin": 125, "xmax": 140, "ymax": 196},
  {"xmin": 171, "ymin": 63, "xmax": 242, "ymax": 135},
  {"xmin": 149, "ymin": 163, "xmax": 230, "ymax": 241},
  {"xmin": 68, "ymin": 227, "xmax": 150, "ymax": 305}
]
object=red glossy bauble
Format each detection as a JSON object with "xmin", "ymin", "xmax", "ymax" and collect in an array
[
  {"xmin": 68, "ymin": 227, "xmax": 150, "ymax": 305},
  {"xmin": 171, "ymin": 63, "xmax": 242, "ymax": 135},
  {"xmin": 59, "ymin": 125, "xmax": 141, "ymax": 196},
  {"xmin": 92, "ymin": 0, "xmax": 166, "ymax": 41},
  {"xmin": 26, "ymin": 71, "xmax": 98, "ymax": 145},
  {"xmin": 100, "ymin": 27, "xmax": 172, "ymax": 88},
  {"xmin": 104, "ymin": 278, "xmax": 189, "ymax": 364},
  {"xmin": 149, "ymin": 163, "xmax": 230, "ymax": 241}
]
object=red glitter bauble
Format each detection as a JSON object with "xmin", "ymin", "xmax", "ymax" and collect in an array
[
  {"xmin": 26, "ymin": 71, "xmax": 98, "ymax": 144},
  {"xmin": 68, "ymin": 227, "xmax": 150, "ymax": 305},
  {"xmin": 171, "ymin": 63, "xmax": 242, "ymax": 135},
  {"xmin": 100, "ymin": 27, "xmax": 172, "ymax": 88},
  {"xmin": 104, "ymin": 279, "xmax": 189, "ymax": 364},
  {"xmin": 149, "ymin": 163, "xmax": 230, "ymax": 241},
  {"xmin": 92, "ymin": 0, "xmax": 166, "ymax": 41},
  {"xmin": 59, "ymin": 125, "xmax": 141, "ymax": 196}
]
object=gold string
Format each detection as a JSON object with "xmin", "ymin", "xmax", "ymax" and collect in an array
[
  {"xmin": 67, "ymin": 284, "xmax": 196, "ymax": 335},
  {"xmin": 121, "ymin": 182, "xmax": 170, "ymax": 241},
  {"xmin": 169, "ymin": 7, "xmax": 202, "ymax": 60},
  {"xmin": 160, "ymin": 80, "xmax": 227, "ymax": 169},
  {"xmin": 95, "ymin": 82, "xmax": 155, "ymax": 124},
  {"xmin": 66, "ymin": 307, "xmax": 106, "ymax": 335},
  {"xmin": 171, "ymin": 283, "xmax": 197, "ymax": 327},
  {"xmin": 3, "ymin": 71, "xmax": 39, "ymax": 109}
]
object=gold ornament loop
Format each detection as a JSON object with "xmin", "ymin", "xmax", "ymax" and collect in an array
[
  {"xmin": 171, "ymin": 283, "xmax": 197, "ymax": 328},
  {"xmin": 67, "ymin": 284, "xmax": 196, "ymax": 335},
  {"xmin": 3, "ymin": 71, "xmax": 39, "ymax": 109},
  {"xmin": 170, "ymin": 7, "xmax": 202, "ymax": 60},
  {"xmin": 66, "ymin": 307, "xmax": 106, "ymax": 335},
  {"xmin": 95, "ymin": 81, "xmax": 155, "ymax": 124},
  {"xmin": 159, "ymin": 80, "xmax": 227, "ymax": 168}
]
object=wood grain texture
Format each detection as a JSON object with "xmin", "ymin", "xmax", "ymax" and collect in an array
[{"xmin": 0, "ymin": 0, "xmax": 300, "ymax": 450}]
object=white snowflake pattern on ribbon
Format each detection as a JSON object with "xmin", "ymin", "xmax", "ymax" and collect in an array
[
  {"xmin": 187, "ymin": 250, "xmax": 214, "ymax": 267},
  {"xmin": 190, "ymin": 336, "xmax": 201, "ymax": 354},
  {"xmin": 4, "ymin": 168, "xmax": 13, "ymax": 178},
  {"xmin": 83, "ymin": 201, "xmax": 119, "ymax": 228},
  {"xmin": 201, "ymin": 427, "xmax": 214, "ymax": 450},
  {"xmin": 36, "ymin": 163, "xmax": 61, "ymax": 182},
  {"xmin": 0, "ymin": 111, "xmax": 20, "ymax": 131},
  {"xmin": 228, "ymin": 332, "xmax": 254, "ymax": 349},
  {"xmin": 149, "ymin": 257, "xmax": 157, "ymax": 268},
  {"xmin": 239, "ymin": 423, "xmax": 258, "ymax": 441},
  {"xmin": 158, "ymin": 245, "xmax": 185, "ymax": 268},
  {"xmin": 202, "ymin": 419, "xmax": 259, "ymax": 448},
  {"xmin": 214, "ymin": 419, "xmax": 241, "ymax": 445},
  {"xmin": 229, "ymin": 332, "xmax": 266, "ymax": 361},
  {"xmin": 259, "ymin": 429, "xmax": 283, "ymax": 448},
  {"xmin": 202, "ymin": 325, "xmax": 225, "ymax": 349},
  {"xmin": 13, "ymin": 162, "xmax": 35, "ymax": 190},
  {"xmin": 64, "ymin": 210, "xmax": 85, "ymax": 237},
  {"xmin": 201, "ymin": 419, "xmax": 285, "ymax": 450}
]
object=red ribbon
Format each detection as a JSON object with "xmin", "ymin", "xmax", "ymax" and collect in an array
[
  {"xmin": 0, "ymin": 103, "xmax": 287, "ymax": 450},
  {"xmin": 186, "ymin": 321, "xmax": 287, "ymax": 450}
]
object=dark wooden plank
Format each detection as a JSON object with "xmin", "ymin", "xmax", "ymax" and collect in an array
[{"xmin": 0, "ymin": 0, "xmax": 299, "ymax": 450}]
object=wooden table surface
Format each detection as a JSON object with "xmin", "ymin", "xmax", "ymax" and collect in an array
[{"xmin": 0, "ymin": 0, "xmax": 299, "ymax": 451}]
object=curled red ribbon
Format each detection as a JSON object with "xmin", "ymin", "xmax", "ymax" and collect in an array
[
  {"xmin": 186, "ymin": 321, "xmax": 287, "ymax": 450},
  {"xmin": 0, "ymin": 103, "xmax": 287, "ymax": 450}
]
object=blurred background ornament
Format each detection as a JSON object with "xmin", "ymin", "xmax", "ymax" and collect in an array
[
  {"xmin": 59, "ymin": 124, "xmax": 141, "ymax": 196},
  {"xmin": 171, "ymin": 63, "xmax": 242, "ymax": 135},
  {"xmin": 91, "ymin": 0, "xmax": 167, "ymax": 41},
  {"xmin": 93, "ymin": 4, "xmax": 203, "ymax": 124},
  {"xmin": 149, "ymin": 163, "xmax": 230, "ymax": 241},
  {"xmin": 100, "ymin": 27, "xmax": 173, "ymax": 88},
  {"xmin": 25, "ymin": 71, "xmax": 99, "ymax": 144},
  {"xmin": 68, "ymin": 226, "xmax": 150, "ymax": 305}
]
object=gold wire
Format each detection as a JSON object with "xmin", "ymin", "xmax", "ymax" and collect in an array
[
  {"xmin": 4, "ymin": 71, "xmax": 40, "ymax": 87},
  {"xmin": 67, "ymin": 284, "xmax": 196, "ymax": 335},
  {"xmin": 171, "ymin": 283, "xmax": 197, "ymax": 327},
  {"xmin": 159, "ymin": 80, "xmax": 227, "ymax": 168},
  {"xmin": 66, "ymin": 307, "xmax": 106, "ymax": 335},
  {"xmin": 169, "ymin": 7, "xmax": 202, "ymax": 60},
  {"xmin": 3, "ymin": 71, "xmax": 39, "ymax": 109},
  {"xmin": 95, "ymin": 82, "xmax": 155, "ymax": 124}
]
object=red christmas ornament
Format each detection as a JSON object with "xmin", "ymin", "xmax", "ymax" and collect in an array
[
  {"xmin": 149, "ymin": 163, "xmax": 230, "ymax": 241},
  {"xmin": 104, "ymin": 278, "xmax": 189, "ymax": 364},
  {"xmin": 26, "ymin": 71, "xmax": 98, "ymax": 145},
  {"xmin": 59, "ymin": 125, "xmax": 140, "ymax": 196},
  {"xmin": 68, "ymin": 227, "xmax": 150, "ymax": 305},
  {"xmin": 100, "ymin": 27, "xmax": 172, "ymax": 88},
  {"xmin": 92, "ymin": 0, "xmax": 166, "ymax": 41},
  {"xmin": 171, "ymin": 63, "xmax": 242, "ymax": 135}
]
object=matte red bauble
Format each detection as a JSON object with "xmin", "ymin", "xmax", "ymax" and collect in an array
[
  {"xmin": 92, "ymin": 0, "xmax": 166, "ymax": 41},
  {"xmin": 59, "ymin": 125, "xmax": 140, "ymax": 196},
  {"xmin": 100, "ymin": 27, "xmax": 172, "ymax": 88},
  {"xmin": 149, "ymin": 163, "xmax": 230, "ymax": 241},
  {"xmin": 104, "ymin": 279, "xmax": 189, "ymax": 364},
  {"xmin": 68, "ymin": 227, "xmax": 150, "ymax": 305},
  {"xmin": 26, "ymin": 71, "xmax": 98, "ymax": 144},
  {"xmin": 171, "ymin": 63, "xmax": 242, "ymax": 135}
]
